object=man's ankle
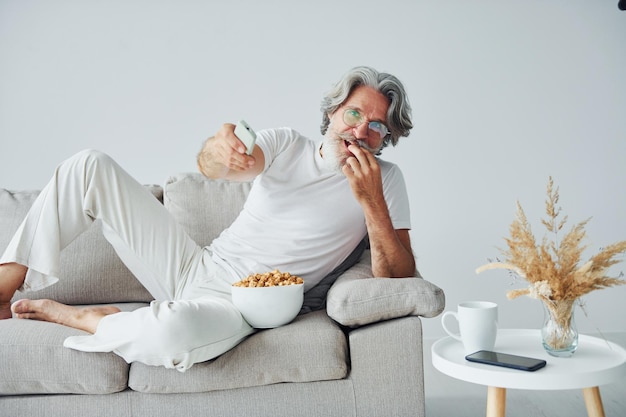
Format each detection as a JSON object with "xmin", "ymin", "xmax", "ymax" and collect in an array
[
  {"xmin": 0, "ymin": 301, "xmax": 13, "ymax": 319},
  {"xmin": 0, "ymin": 263, "xmax": 28, "ymax": 301}
]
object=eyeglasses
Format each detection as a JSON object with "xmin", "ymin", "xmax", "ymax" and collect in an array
[{"xmin": 342, "ymin": 108, "xmax": 390, "ymax": 140}]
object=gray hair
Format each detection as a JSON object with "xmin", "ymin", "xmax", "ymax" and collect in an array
[{"xmin": 320, "ymin": 66, "xmax": 413, "ymax": 149}]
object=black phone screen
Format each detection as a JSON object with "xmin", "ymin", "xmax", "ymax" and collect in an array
[{"xmin": 465, "ymin": 350, "xmax": 547, "ymax": 371}]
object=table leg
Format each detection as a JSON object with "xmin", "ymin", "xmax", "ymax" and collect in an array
[
  {"xmin": 486, "ymin": 386, "xmax": 506, "ymax": 417},
  {"xmin": 582, "ymin": 387, "xmax": 605, "ymax": 417}
]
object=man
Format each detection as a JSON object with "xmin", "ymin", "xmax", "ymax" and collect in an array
[{"xmin": 0, "ymin": 66, "xmax": 415, "ymax": 371}]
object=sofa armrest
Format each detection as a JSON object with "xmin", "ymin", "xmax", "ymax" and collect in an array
[
  {"xmin": 326, "ymin": 250, "xmax": 445, "ymax": 328},
  {"xmin": 347, "ymin": 316, "xmax": 427, "ymax": 417}
]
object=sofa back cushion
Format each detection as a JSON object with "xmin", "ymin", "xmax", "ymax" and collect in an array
[
  {"xmin": 163, "ymin": 173, "xmax": 252, "ymax": 246},
  {"xmin": 1, "ymin": 188, "xmax": 159, "ymax": 304}
]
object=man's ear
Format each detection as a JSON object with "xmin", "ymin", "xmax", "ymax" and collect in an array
[{"xmin": 327, "ymin": 111, "xmax": 336, "ymax": 126}]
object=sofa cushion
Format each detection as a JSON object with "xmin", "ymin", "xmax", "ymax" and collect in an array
[
  {"xmin": 1, "ymin": 188, "xmax": 159, "ymax": 304},
  {"xmin": 326, "ymin": 252, "xmax": 445, "ymax": 327},
  {"xmin": 0, "ymin": 310, "xmax": 146, "ymax": 395},
  {"xmin": 164, "ymin": 173, "xmax": 252, "ymax": 247},
  {"xmin": 128, "ymin": 310, "xmax": 348, "ymax": 393}
]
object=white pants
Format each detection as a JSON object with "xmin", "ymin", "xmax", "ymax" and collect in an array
[{"xmin": 1, "ymin": 150, "xmax": 254, "ymax": 371}]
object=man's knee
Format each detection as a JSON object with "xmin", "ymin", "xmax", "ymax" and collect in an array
[
  {"xmin": 60, "ymin": 149, "xmax": 117, "ymax": 178},
  {"xmin": 72, "ymin": 149, "xmax": 114, "ymax": 168}
]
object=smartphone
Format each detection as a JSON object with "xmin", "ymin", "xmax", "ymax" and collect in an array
[
  {"xmin": 465, "ymin": 350, "xmax": 547, "ymax": 372},
  {"xmin": 234, "ymin": 120, "xmax": 257, "ymax": 155}
]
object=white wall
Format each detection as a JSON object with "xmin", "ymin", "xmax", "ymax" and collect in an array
[{"xmin": 2, "ymin": 0, "xmax": 625, "ymax": 339}]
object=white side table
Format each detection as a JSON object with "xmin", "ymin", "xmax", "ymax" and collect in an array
[{"xmin": 432, "ymin": 329, "xmax": 626, "ymax": 417}]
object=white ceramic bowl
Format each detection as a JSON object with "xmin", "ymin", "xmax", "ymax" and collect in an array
[{"xmin": 231, "ymin": 283, "xmax": 304, "ymax": 329}]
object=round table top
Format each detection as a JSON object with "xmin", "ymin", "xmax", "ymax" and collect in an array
[{"xmin": 431, "ymin": 329, "xmax": 626, "ymax": 390}]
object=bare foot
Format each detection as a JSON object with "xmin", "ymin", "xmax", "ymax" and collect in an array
[{"xmin": 11, "ymin": 299, "xmax": 121, "ymax": 333}]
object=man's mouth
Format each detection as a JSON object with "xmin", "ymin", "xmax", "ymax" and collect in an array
[
  {"xmin": 343, "ymin": 140, "xmax": 356, "ymax": 156},
  {"xmin": 332, "ymin": 131, "xmax": 377, "ymax": 156},
  {"xmin": 344, "ymin": 139, "xmax": 370, "ymax": 155}
]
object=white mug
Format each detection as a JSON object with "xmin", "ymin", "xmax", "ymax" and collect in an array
[{"xmin": 441, "ymin": 301, "xmax": 498, "ymax": 354}]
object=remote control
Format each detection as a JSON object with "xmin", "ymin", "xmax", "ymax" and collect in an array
[{"xmin": 234, "ymin": 120, "xmax": 257, "ymax": 155}]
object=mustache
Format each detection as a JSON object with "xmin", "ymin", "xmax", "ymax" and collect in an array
[{"xmin": 335, "ymin": 132, "xmax": 378, "ymax": 153}]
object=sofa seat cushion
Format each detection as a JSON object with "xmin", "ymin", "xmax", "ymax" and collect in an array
[
  {"xmin": 0, "ymin": 317, "xmax": 136, "ymax": 395},
  {"xmin": 128, "ymin": 310, "xmax": 348, "ymax": 393}
]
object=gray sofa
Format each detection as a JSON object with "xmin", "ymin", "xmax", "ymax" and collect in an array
[{"xmin": 0, "ymin": 172, "xmax": 445, "ymax": 417}]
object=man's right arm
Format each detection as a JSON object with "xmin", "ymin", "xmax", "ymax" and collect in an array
[{"xmin": 197, "ymin": 123, "xmax": 265, "ymax": 181}]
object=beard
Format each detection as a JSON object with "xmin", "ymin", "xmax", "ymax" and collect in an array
[{"xmin": 321, "ymin": 130, "xmax": 380, "ymax": 174}]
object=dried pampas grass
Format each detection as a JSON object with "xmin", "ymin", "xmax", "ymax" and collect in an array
[{"xmin": 476, "ymin": 177, "xmax": 626, "ymax": 303}]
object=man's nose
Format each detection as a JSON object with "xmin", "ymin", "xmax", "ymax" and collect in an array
[{"xmin": 352, "ymin": 123, "xmax": 369, "ymax": 140}]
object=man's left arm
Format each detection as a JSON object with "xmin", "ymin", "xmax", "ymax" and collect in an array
[
  {"xmin": 362, "ymin": 205, "xmax": 416, "ymax": 278},
  {"xmin": 343, "ymin": 145, "xmax": 416, "ymax": 278}
]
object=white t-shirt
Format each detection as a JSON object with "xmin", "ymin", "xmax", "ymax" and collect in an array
[{"xmin": 209, "ymin": 127, "xmax": 411, "ymax": 291}]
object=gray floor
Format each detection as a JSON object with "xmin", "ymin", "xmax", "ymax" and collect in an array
[{"xmin": 423, "ymin": 332, "xmax": 626, "ymax": 417}]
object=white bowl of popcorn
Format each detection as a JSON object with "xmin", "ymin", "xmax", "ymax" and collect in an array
[{"xmin": 231, "ymin": 270, "xmax": 304, "ymax": 329}]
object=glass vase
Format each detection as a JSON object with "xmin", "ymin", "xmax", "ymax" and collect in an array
[{"xmin": 541, "ymin": 299, "xmax": 578, "ymax": 357}]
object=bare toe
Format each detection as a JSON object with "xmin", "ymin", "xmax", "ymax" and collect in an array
[
  {"xmin": 10, "ymin": 299, "xmax": 31, "ymax": 315},
  {"xmin": 11, "ymin": 299, "xmax": 47, "ymax": 320},
  {"xmin": 11, "ymin": 299, "xmax": 66, "ymax": 323}
]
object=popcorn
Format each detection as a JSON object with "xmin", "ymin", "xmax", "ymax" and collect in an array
[{"xmin": 233, "ymin": 270, "xmax": 303, "ymax": 288}]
